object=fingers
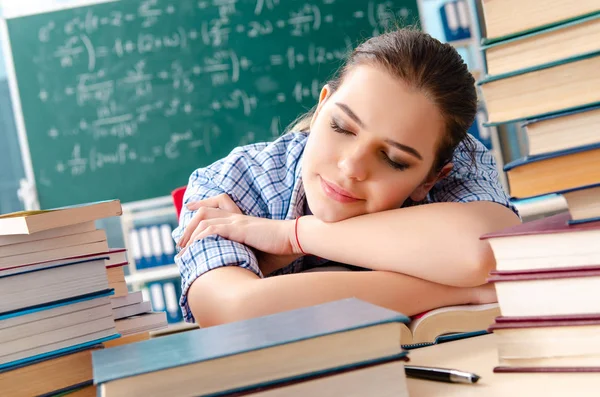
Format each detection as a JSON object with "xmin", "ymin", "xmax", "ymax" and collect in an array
[
  {"xmin": 178, "ymin": 207, "xmax": 228, "ymax": 247},
  {"xmin": 186, "ymin": 193, "xmax": 242, "ymax": 214},
  {"xmin": 186, "ymin": 218, "xmax": 224, "ymax": 248}
]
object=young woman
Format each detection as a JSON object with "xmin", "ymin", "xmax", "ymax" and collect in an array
[{"xmin": 173, "ymin": 29, "xmax": 520, "ymax": 327}]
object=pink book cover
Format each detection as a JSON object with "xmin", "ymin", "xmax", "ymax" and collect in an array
[{"xmin": 480, "ymin": 212, "xmax": 600, "ymax": 240}]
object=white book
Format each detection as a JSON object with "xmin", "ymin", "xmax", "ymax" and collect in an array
[
  {"xmin": 0, "ymin": 258, "xmax": 109, "ymax": 314},
  {"xmin": 113, "ymin": 301, "xmax": 152, "ymax": 320},
  {"xmin": 111, "ymin": 291, "xmax": 144, "ymax": 309},
  {"xmin": 0, "ymin": 240, "xmax": 109, "ymax": 269},
  {"xmin": 115, "ymin": 312, "xmax": 168, "ymax": 336},
  {"xmin": 0, "ymin": 229, "xmax": 106, "ymax": 258},
  {"xmin": 0, "ymin": 222, "xmax": 96, "ymax": 247}
]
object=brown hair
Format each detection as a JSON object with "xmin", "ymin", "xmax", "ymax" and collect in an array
[{"xmin": 289, "ymin": 28, "xmax": 478, "ymax": 172}]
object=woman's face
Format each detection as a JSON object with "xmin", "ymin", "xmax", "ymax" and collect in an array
[{"xmin": 302, "ymin": 64, "xmax": 450, "ymax": 222}]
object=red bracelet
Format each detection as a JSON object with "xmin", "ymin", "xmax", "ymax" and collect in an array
[{"xmin": 295, "ymin": 216, "xmax": 307, "ymax": 255}]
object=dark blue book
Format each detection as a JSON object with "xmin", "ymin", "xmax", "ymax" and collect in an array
[
  {"xmin": 93, "ymin": 298, "xmax": 409, "ymax": 397},
  {"xmin": 559, "ymin": 183, "xmax": 600, "ymax": 225}
]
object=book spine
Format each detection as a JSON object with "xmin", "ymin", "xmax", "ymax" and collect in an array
[{"xmin": 160, "ymin": 223, "xmax": 176, "ymax": 266}]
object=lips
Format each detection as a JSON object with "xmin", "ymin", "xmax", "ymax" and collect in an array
[{"xmin": 320, "ymin": 176, "xmax": 361, "ymax": 203}]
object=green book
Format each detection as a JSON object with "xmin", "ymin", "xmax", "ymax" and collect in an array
[{"xmin": 93, "ymin": 298, "xmax": 409, "ymax": 397}]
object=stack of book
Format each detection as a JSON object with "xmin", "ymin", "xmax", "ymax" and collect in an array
[
  {"xmin": 479, "ymin": 2, "xmax": 600, "ymax": 204},
  {"xmin": 93, "ymin": 298, "xmax": 411, "ymax": 397},
  {"xmin": 482, "ymin": 213, "xmax": 600, "ymax": 372},
  {"xmin": 0, "ymin": 200, "xmax": 167, "ymax": 396},
  {"xmin": 478, "ymin": 0, "xmax": 600, "ymax": 374}
]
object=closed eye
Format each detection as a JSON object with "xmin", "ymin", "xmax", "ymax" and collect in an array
[
  {"xmin": 330, "ymin": 119, "xmax": 354, "ymax": 135},
  {"xmin": 381, "ymin": 152, "xmax": 409, "ymax": 171}
]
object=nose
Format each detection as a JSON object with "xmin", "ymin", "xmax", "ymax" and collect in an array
[{"xmin": 338, "ymin": 144, "xmax": 369, "ymax": 182}]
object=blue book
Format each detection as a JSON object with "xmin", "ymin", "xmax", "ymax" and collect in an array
[
  {"xmin": 93, "ymin": 298, "xmax": 409, "ymax": 397},
  {"xmin": 558, "ymin": 183, "xmax": 600, "ymax": 225},
  {"xmin": 0, "ymin": 290, "xmax": 118, "ymax": 370}
]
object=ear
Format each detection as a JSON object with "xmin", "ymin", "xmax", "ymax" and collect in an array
[
  {"xmin": 409, "ymin": 163, "xmax": 454, "ymax": 202},
  {"xmin": 310, "ymin": 85, "xmax": 332, "ymax": 129}
]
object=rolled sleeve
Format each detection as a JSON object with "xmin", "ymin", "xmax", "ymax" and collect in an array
[
  {"xmin": 172, "ymin": 167, "xmax": 264, "ymax": 323},
  {"xmin": 429, "ymin": 136, "xmax": 518, "ymax": 215}
]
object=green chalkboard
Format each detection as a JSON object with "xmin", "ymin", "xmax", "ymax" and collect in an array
[{"xmin": 4, "ymin": 0, "xmax": 419, "ymax": 208}]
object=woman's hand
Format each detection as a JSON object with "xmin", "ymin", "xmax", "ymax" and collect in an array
[{"xmin": 178, "ymin": 194, "xmax": 302, "ymax": 256}]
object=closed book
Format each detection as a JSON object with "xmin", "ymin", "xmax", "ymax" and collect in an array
[
  {"xmin": 0, "ymin": 200, "xmax": 121, "ymax": 235},
  {"xmin": 103, "ymin": 248, "xmax": 127, "ymax": 268},
  {"xmin": 102, "ymin": 331, "xmax": 150, "ymax": 349},
  {"xmin": 0, "ymin": 291, "xmax": 118, "ymax": 369},
  {"xmin": 502, "ymin": 143, "xmax": 600, "ymax": 199},
  {"xmin": 110, "ymin": 291, "xmax": 143, "ymax": 309},
  {"xmin": 112, "ymin": 300, "xmax": 152, "ymax": 320},
  {"xmin": 488, "ymin": 268, "xmax": 600, "ymax": 318},
  {"xmin": 481, "ymin": 212, "xmax": 600, "ymax": 272},
  {"xmin": 489, "ymin": 316, "xmax": 600, "ymax": 371},
  {"xmin": 0, "ymin": 239, "xmax": 109, "ymax": 269},
  {"xmin": 480, "ymin": 0, "xmax": 599, "ymax": 43},
  {"xmin": 114, "ymin": 311, "xmax": 167, "ymax": 336},
  {"xmin": 220, "ymin": 357, "xmax": 408, "ymax": 397},
  {"xmin": 0, "ymin": 221, "xmax": 96, "ymax": 247},
  {"xmin": 0, "ymin": 250, "xmax": 111, "ymax": 277},
  {"xmin": 0, "ymin": 345, "xmax": 100, "ymax": 397},
  {"xmin": 400, "ymin": 303, "xmax": 499, "ymax": 348},
  {"xmin": 479, "ymin": 52, "xmax": 600, "ymax": 125},
  {"xmin": 0, "ymin": 229, "xmax": 107, "ymax": 258},
  {"xmin": 92, "ymin": 298, "xmax": 409, "ymax": 397},
  {"xmin": 483, "ymin": 13, "xmax": 600, "ymax": 76},
  {"xmin": 561, "ymin": 183, "xmax": 600, "ymax": 224},
  {"xmin": 522, "ymin": 104, "xmax": 600, "ymax": 156},
  {"xmin": 0, "ymin": 257, "xmax": 111, "ymax": 314}
]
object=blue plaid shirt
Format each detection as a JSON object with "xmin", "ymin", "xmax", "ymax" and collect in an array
[{"xmin": 173, "ymin": 132, "xmax": 515, "ymax": 322}]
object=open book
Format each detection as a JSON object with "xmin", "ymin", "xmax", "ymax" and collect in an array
[{"xmin": 400, "ymin": 303, "xmax": 500, "ymax": 348}]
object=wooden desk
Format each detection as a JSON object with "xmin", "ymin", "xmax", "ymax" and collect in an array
[{"xmin": 406, "ymin": 334, "xmax": 599, "ymax": 397}]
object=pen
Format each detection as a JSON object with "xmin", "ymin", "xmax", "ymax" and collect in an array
[{"xmin": 405, "ymin": 365, "xmax": 480, "ymax": 384}]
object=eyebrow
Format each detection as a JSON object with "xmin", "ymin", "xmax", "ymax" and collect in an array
[{"xmin": 335, "ymin": 102, "xmax": 423, "ymax": 161}]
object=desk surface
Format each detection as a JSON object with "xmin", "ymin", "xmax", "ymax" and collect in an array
[{"xmin": 406, "ymin": 334, "xmax": 599, "ymax": 397}]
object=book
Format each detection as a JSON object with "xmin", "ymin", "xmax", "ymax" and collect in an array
[
  {"xmin": 0, "ymin": 345, "xmax": 100, "ymax": 397},
  {"xmin": 0, "ymin": 240, "xmax": 109, "ymax": 269},
  {"xmin": 103, "ymin": 248, "xmax": 127, "ymax": 268},
  {"xmin": 106, "ymin": 264, "xmax": 128, "ymax": 298},
  {"xmin": 483, "ymin": 13, "xmax": 600, "ymax": 76},
  {"xmin": 0, "ymin": 291, "xmax": 117, "ymax": 368},
  {"xmin": 0, "ymin": 229, "xmax": 107, "ymax": 258},
  {"xmin": 114, "ymin": 312, "xmax": 168, "ymax": 336},
  {"xmin": 113, "ymin": 301, "xmax": 152, "ymax": 320},
  {"xmin": 488, "ymin": 268, "xmax": 600, "ymax": 318},
  {"xmin": 0, "ymin": 258, "xmax": 110, "ymax": 314},
  {"xmin": 478, "ymin": 52, "xmax": 600, "ymax": 125},
  {"xmin": 110, "ymin": 291, "xmax": 143, "ymax": 309},
  {"xmin": 480, "ymin": 0, "xmax": 599, "ymax": 43},
  {"xmin": 0, "ymin": 200, "xmax": 121, "ymax": 235},
  {"xmin": 0, "ymin": 221, "xmax": 96, "ymax": 247},
  {"xmin": 220, "ymin": 358, "xmax": 408, "ymax": 397},
  {"xmin": 562, "ymin": 183, "xmax": 600, "ymax": 224},
  {"xmin": 481, "ymin": 212, "xmax": 600, "ymax": 272},
  {"xmin": 92, "ymin": 298, "xmax": 409, "ymax": 397},
  {"xmin": 489, "ymin": 316, "xmax": 600, "ymax": 371},
  {"xmin": 102, "ymin": 331, "xmax": 150, "ymax": 348},
  {"xmin": 522, "ymin": 104, "xmax": 600, "ymax": 156},
  {"xmin": 400, "ymin": 303, "xmax": 500, "ymax": 348},
  {"xmin": 502, "ymin": 143, "xmax": 600, "ymax": 199},
  {"xmin": 0, "ymin": 250, "xmax": 113, "ymax": 277},
  {"xmin": 53, "ymin": 384, "xmax": 97, "ymax": 397}
]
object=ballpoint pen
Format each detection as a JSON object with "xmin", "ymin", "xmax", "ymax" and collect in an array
[{"xmin": 405, "ymin": 365, "xmax": 481, "ymax": 384}]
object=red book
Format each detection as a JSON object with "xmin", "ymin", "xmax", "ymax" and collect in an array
[{"xmin": 480, "ymin": 212, "xmax": 600, "ymax": 273}]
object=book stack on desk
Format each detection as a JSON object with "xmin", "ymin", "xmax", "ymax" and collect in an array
[
  {"xmin": 0, "ymin": 200, "xmax": 125, "ymax": 396},
  {"xmin": 481, "ymin": 212, "xmax": 600, "ymax": 372},
  {"xmin": 93, "ymin": 298, "xmax": 411, "ymax": 397},
  {"xmin": 478, "ymin": 1, "xmax": 600, "ymax": 212}
]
